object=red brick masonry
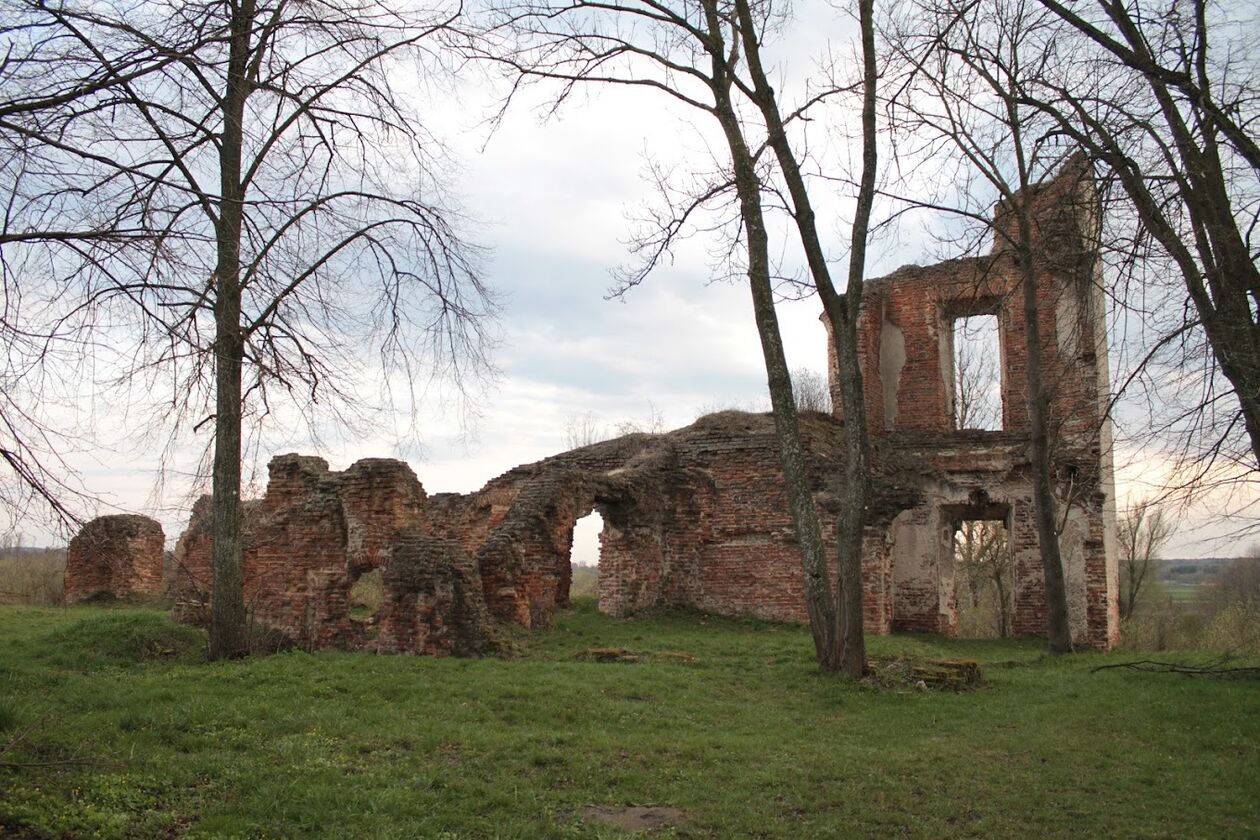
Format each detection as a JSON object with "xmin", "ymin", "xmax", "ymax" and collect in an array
[
  {"xmin": 64, "ymin": 514, "xmax": 165, "ymax": 603},
  {"xmin": 168, "ymin": 157, "xmax": 1118, "ymax": 653}
]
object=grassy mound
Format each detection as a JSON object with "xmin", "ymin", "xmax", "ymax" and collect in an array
[{"xmin": 40, "ymin": 611, "xmax": 206, "ymax": 668}]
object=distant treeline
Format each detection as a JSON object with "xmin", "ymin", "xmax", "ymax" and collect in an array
[{"xmin": 1160, "ymin": 557, "xmax": 1235, "ymax": 585}]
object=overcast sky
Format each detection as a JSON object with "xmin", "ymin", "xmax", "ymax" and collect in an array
[{"xmin": 17, "ymin": 5, "xmax": 1257, "ymax": 561}]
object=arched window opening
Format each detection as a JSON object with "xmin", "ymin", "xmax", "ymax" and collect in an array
[{"xmin": 349, "ymin": 567, "xmax": 383, "ymax": 624}]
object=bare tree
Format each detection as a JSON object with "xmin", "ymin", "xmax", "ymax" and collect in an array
[
  {"xmin": 883, "ymin": 0, "xmax": 1079, "ymax": 652},
  {"xmin": 613, "ymin": 401, "xmax": 666, "ymax": 436},
  {"xmin": 487, "ymin": 0, "xmax": 877, "ymax": 674},
  {"xmin": 792, "ymin": 367, "xmax": 833, "ymax": 415},
  {"xmin": 1116, "ymin": 499, "xmax": 1173, "ymax": 619},
  {"xmin": 1, "ymin": 0, "xmax": 497, "ymax": 658},
  {"xmin": 564, "ymin": 411, "xmax": 607, "ymax": 449},
  {"xmin": 975, "ymin": 0, "xmax": 1260, "ymax": 513},
  {"xmin": 1027, "ymin": 0, "xmax": 1260, "ymax": 474}
]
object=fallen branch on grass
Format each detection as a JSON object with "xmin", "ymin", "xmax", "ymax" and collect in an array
[{"xmin": 1092, "ymin": 659, "xmax": 1260, "ymax": 678}]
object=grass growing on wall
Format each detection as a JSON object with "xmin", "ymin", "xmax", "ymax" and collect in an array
[{"xmin": 1, "ymin": 601, "xmax": 1257, "ymax": 838}]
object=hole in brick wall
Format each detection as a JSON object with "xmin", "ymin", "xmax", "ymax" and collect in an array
[
  {"xmin": 953, "ymin": 519, "xmax": 1013, "ymax": 639},
  {"xmin": 951, "ymin": 314, "xmax": 1003, "ymax": 430},
  {"xmin": 349, "ymin": 567, "xmax": 383, "ymax": 623},
  {"xmin": 569, "ymin": 511, "xmax": 603, "ymax": 600}
]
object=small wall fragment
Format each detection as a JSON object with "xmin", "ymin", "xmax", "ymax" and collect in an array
[{"xmin": 64, "ymin": 514, "xmax": 165, "ymax": 603}]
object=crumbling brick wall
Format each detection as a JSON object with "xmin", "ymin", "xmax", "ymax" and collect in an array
[
  {"xmin": 377, "ymin": 531, "xmax": 493, "ymax": 656},
  {"xmin": 170, "ymin": 411, "xmax": 911, "ymax": 649},
  {"xmin": 827, "ymin": 156, "xmax": 1119, "ymax": 649},
  {"xmin": 171, "ymin": 455, "xmax": 495, "ymax": 654},
  {"xmin": 441, "ymin": 411, "xmax": 914, "ymax": 629},
  {"xmin": 64, "ymin": 514, "xmax": 165, "ymax": 603},
  {"xmin": 168, "ymin": 157, "xmax": 1117, "ymax": 653}
]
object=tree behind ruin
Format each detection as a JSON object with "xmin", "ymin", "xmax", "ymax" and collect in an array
[
  {"xmin": 0, "ymin": 0, "xmax": 497, "ymax": 658},
  {"xmin": 1117, "ymin": 500, "xmax": 1172, "ymax": 620}
]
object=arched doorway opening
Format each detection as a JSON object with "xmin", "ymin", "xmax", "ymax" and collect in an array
[{"xmin": 569, "ymin": 510, "xmax": 604, "ymax": 601}]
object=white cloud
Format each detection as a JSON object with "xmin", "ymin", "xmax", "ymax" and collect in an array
[{"xmin": 10, "ymin": 3, "xmax": 1256, "ymax": 565}]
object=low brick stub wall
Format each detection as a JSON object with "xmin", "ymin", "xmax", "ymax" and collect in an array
[{"xmin": 64, "ymin": 514, "xmax": 165, "ymax": 603}]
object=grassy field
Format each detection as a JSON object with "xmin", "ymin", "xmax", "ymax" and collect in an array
[
  {"xmin": 1, "ymin": 602, "xmax": 1257, "ymax": 838},
  {"xmin": 1159, "ymin": 582, "xmax": 1203, "ymax": 603}
]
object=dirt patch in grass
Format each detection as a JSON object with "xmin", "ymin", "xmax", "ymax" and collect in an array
[
  {"xmin": 580, "ymin": 805, "xmax": 690, "ymax": 832},
  {"xmin": 574, "ymin": 647, "xmax": 639, "ymax": 663}
]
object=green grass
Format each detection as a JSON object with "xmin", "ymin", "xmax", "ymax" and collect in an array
[
  {"xmin": 1, "ymin": 602, "xmax": 1257, "ymax": 838},
  {"xmin": 1160, "ymin": 582, "xmax": 1203, "ymax": 603}
]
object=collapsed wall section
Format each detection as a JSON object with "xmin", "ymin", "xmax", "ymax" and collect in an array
[{"xmin": 170, "ymin": 456, "xmax": 495, "ymax": 654}]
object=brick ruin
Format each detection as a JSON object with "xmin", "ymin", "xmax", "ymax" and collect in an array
[
  {"xmin": 64, "ymin": 514, "xmax": 165, "ymax": 603},
  {"xmin": 167, "ymin": 157, "xmax": 1118, "ymax": 653},
  {"xmin": 169, "ymin": 413, "xmax": 916, "ymax": 652},
  {"xmin": 827, "ymin": 155, "xmax": 1119, "ymax": 648},
  {"xmin": 170, "ymin": 457, "xmax": 495, "ymax": 655}
]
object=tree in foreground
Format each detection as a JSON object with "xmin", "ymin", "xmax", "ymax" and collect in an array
[
  {"xmin": 487, "ymin": 0, "xmax": 877, "ymax": 674},
  {"xmin": 1030, "ymin": 0, "xmax": 1260, "ymax": 474},
  {"xmin": 1, "ymin": 0, "xmax": 496, "ymax": 657}
]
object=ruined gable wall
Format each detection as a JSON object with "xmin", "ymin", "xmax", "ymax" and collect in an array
[
  {"xmin": 830, "ymin": 161, "xmax": 1109, "ymax": 456},
  {"xmin": 64, "ymin": 514, "xmax": 165, "ymax": 602},
  {"xmin": 823, "ymin": 158, "xmax": 1118, "ymax": 648}
]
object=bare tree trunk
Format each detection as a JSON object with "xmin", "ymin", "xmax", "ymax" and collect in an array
[
  {"xmin": 746, "ymin": 245, "xmax": 840, "ymax": 666},
  {"xmin": 732, "ymin": 0, "xmax": 877, "ymax": 677},
  {"xmin": 208, "ymin": 0, "xmax": 253, "ymax": 660},
  {"xmin": 699, "ymin": 0, "xmax": 839, "ymax": 667},
  {"xmin": 834, "ymin": 0, "xmax": 878, "ymax": 676},
  {"xmin": 1017, "ymin": 242, "xmax": 1073, "ymax": 654},
  {"xmin": 210, "ymin": 278, "xmax": 247, "ymax": 659},
  {"xmin": 1001, "ymin": 55, "xmax": 1074, "ymax": 655},
  {"xmin": 993, "ymin": 555, "xmax": 1012, "ymax": 637}
]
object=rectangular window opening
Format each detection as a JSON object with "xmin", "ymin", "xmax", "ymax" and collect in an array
[{"xmin": 951, "ymin": 314, "xmax": 1003, "ymax": 430}]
